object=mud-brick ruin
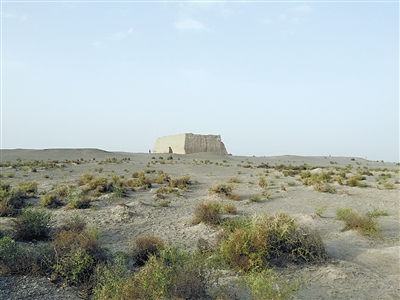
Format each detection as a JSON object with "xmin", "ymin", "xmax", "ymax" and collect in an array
[{"xmin": 152, "ymin": 133, "xmax": 228, "ymax": 155}]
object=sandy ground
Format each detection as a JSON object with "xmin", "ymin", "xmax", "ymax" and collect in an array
[{"xmin": 0, "ymin": 149, "xmax": 399, "ymax": 299}]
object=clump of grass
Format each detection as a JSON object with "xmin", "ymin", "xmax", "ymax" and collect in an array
[
  {"xmin": 315, "ymin": 206, "xmax": 327, "ymax": 217},
  {"xmin": 238, "ymin": 269, "xmax": 299, "ymax": 300},
  {"xmin": 258, "ymin": 176, "xmax": 267, "ymax": 188},
  {"xmin": 209, "ymin": 183, "xmax": 233, "ymax": 197},
  {"xmin": 192, "ymin": 201, "xmax": 222, "ymax": 225},
  {"xmin": 132, "ymin": 235, "xmax": 165, "ymax": 266},
  {"xmin": 336, "ymin": 208, "xmax": 381, "ymax": 236},
  {"xmin": 288, "ymin": 182, "xmax": 296, "ymax": 187},
  {"xmin": 347, "ymin": 175, "xmax": 367, "ymax": 187},
  {"xmin": 313, "ymin": 183, "xmax": 336, "ymax": 194},
  {"xmin": 169, "ymin": 175, "xmax": 191, "ymax": 189},
  {"xmin": 365, "ymin": 208, "xmax": 389, "ymax": 218},
  {"xmin": 229, "ymin": 193, "xmax": 242, "ymax": 201},
  {"xmin": 249, "ymin": 195, "xmax": 261, "ymax": 202},
  {"xmin": 40, "ymin": 194, "xmax": 64, "ymax": 209},
  {"xmin": 159, "ymin": 199, "xmax": 170, "ymax": 207},
  {"xmin": 261, "ymin": 189, "xmax": 270, "ymax": 199},
  {"xmin": 222, "ymin": 203, "xmax": 237, "ymax": 215},
  {"xmin": 228, "ymin": 177, "xmax": 243, "ymax": 184},
  {"xmin": 154, "ymin": 170, "xmax": 170, "ymax": 184},
  {"xmin": 279, "ymin": 183, "xmax": 286, "ymax": 191},
  {"xmin": 51, "ymin": 221, "xmax": 107, "ymax": 286},
  {"xmin": 109, "ymin": 247, "xmax": 210, "ymax": 300},
  {"xmin": 11, "ymin": 208, "xmax": 53, "ymax": 241},
  {"xmin": 218, "ymin": 213, "xmax": 328, "ymax": 272}
]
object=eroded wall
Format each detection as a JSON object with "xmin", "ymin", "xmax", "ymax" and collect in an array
[
  {"xmin": 152, "ymin": 133, "xmax": 228, "ymax": 155},
  {"xmin": 152, "ymin": 134, "xmax": 186, "ymax": 154}
]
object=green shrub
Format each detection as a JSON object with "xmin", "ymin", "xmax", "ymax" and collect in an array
[
  {"xmin": 222, "ymin": 203, "xmax": 237, "ymax": 215},
  {"xmin": 249, "ymin": 195, "xmax": 261, "ymax": 202},
  {"xmin": 347, "ymin": 175, "xmax": 366, "ymax": 187},
  {"xmin": 336, "ymin": 208, "xmax": 380, "ymax": 236},
  {"xmin": 238, "ymin": 269, "xmax": 298, "ymax": 300},
  {"xmin": 154, "ymin": 170, "xmax": 170, "ymax": 184},
  {"xmin": 209, "ymin": 183, "xmax": 233, "ymax": 197},
  {"xmin": 12, "ymin": 208, "xmax": 52, "ymax": 241},
  {"xmin": 228, "ymin": 177, "xmax": 243, "ymax": 184},
  {"xmin": 92, "ymin": 262, "xmax": 131, "ymax": 300},
  {"xmin": 123, "ymin": 248, "xmax": 210, "ymax": 300},
  {"xmin": 258, "ymin": 177, "xmax": 267, "ymax": 188},
  {"xmin": 218, "ymin": 213, "xmax": 327, "ymax": 273},
  {"xmin": 192, "ymin": 201, "xmax": 222, "ymax": 225},
  {"xmin": 40, "ymin": 194, "xmax": 64, "ymax": 209},
  {"xmin": 54, "ymin": 248, "xmax": 94, "ymax": 285},
  {"xmin": 0, "ymin": 236, "xmax": 25, "ymax": 274},
  {"xmin": 132, "ymin": 235, "xmax": 165, "ymax": 266},
  {"xmin": 169, "ymin": 175, "xmax": 191, "ymax": 189},
  {"xmin": 16, "ymin": 181, "xmax": 38, "ymax": 197}
]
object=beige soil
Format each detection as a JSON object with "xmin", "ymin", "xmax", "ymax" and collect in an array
[{"xmin": 0, "ymin": 149, "xmax": 399, "ymax": 299}]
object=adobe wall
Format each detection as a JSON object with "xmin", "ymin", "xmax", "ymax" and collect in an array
[
  {"xmin": 184, "ymin": 134, "xmax": 228, "ymax": 155},
  {"xmin": 152, "ymin": 133, "xmax": 228, "ymax": 155},
  {"xmin": 152, "ymin": 134, "xmax": 186, "ymax": 154}
]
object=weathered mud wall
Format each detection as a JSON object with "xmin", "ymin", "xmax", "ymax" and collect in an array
[
  {"xmin": 152, "ymin": 134, "xmax": 186, "ymax": 154},
  {"xmin": 152, "ymin": 133, "xmax": 228, "ymax": 155}
]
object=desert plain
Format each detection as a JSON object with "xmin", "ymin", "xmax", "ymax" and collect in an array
[{"xmin": 0, "ymin": 148, "xmax": 399, "ymax": 299}]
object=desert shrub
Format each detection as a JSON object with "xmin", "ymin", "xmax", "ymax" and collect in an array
[
  {"xmin": 222, "ymin": 203, "xmax": 237, "ymax": 215},
  {"xmin": 58, "ymin": 215, "xmax": 87, "ymax": 233},
  {"xmin": 347, "ymin": 175, "xmax": 366, "ymax": 187},
  {"xmin": 288, "ymin": 182, "xmax": 296, "ymax": 187},
  {"xmin": 92, "ymin": 261, "xmax": 131, "ymax": 300},
  {"xmin": 132, "ymin": 235, "xmax": 165, "ymax": 266},
  {"xmin": 54, "ymin": 248, "xmax": 94, "ymax": 285},
  {"xmin": 228, "ymin": 177, "xmax": 243, "ymax": 184},
  {"xmin": 40, "ymin": 194, "xmax": 64, "ymax": 209},
  {"xmin": 159, "ymin": 199, "xmax": 170, "ymax": 207},
  {"xmin": 238, "ymin": 269, "xmax": 298, "ymax": 300},
  {"xmin": 249, "ymin": 195, "xmax": 261, "ymax": 202},
  {"xmin": 209, "ymin": 183, "xmax": 233, "ymax": 197},
  {"xmin": 383, "ymin": 182, "xmax": 394, "ymax": 190},
  {"xmin": 66, "ymin": 187, "xmax": 92, "ymax": 209},
  {"xmin": 279, "ymin": 183, "xmax": 286, "ymax": 191},
  {"xmin": 169, "ymin": 175, "xmax": 191, "ymax": 189},
  {"xmin": 261, "ymin": 189, "xmax": 270, "ymax": 199},
  {"xmin": 229, "ymin": 193, "xmax": 242, "ymax": 201},
  {"xmin": 218, "ymin": 213, "xmax": 327, "ymax": 273},
  {"xmin": 130, "ymin": 171, "xmax": 152, "ymax": 189},
  {"xmin": 365, "ymin": 208, "xmax": 389, "ymax": 218},
  {"xmin": 0, "ymin": 181, "xmax": 39, "ymax": 217},
  {"xmin": 53, "ymin": 184, "xmax": 70, "ymax": 198},
  {"xmin": 52, "ymin": 224, "xmax": 107, "ymax": 288},
  {"xmin": 192, "ymin": 201, "xmax": 222, "ymax": 225},
  {"xmin": 156, "ymin": 185, "xmax": 174, "ymax": 195},
  {"xmin": 313, "ymin": 183, "xmax": 336, "ymax": 194},
  {"xmin": 16, "ymin": 181, "xmax": 38, "ymax": 197},
  {"xmin": 154, "ymin": 170, "xmax": 170, "ymax": 184},
  {"xmin": 0, "ymin": 236, "xmax": 26, "ymax": 274},
  {"xmin": 123, "ymin": 248, "xmax": 210, "ymax": 300},
  {"xmin": 336, "ymin": 208, "xmax": 381, "ymax": 236},
  {"xmin": 78, "ymin": 173, "xmax": 94, "ymax": 186},
  {"xmin": 11, "ymin": 208, "xmax": 52, "ymax": 241},
  {"xmin": 258, "ymin": 176, "xmax": 267, "ymax": 188},
  {"xmin": 315, "ymin": 206, "xmax": 327, "ymax": 217}
]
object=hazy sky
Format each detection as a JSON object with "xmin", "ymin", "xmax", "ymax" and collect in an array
[{"xmin": 1, "ymin": 1, "xmax": 399, "ymax": 162}]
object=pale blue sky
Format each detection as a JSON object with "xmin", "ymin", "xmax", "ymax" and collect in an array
[{"xmin": 1, "ymin": 1, "xmax": 399, "ymax": 162}]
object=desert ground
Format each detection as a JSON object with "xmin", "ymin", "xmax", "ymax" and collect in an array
[{"xmin": 0, "ymin": 149, "xmax": 399, "ymax": 299}]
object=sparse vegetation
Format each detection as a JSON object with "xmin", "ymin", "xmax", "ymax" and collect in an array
[
  {"xmin": 336, "ymin": 208, "xmax": 382, "ymax": 236},
  {"xmin": 192, "ymin": 201, "xmax": 222, "ymax": 225},
  {"xmin": 218, "ymin": 213, "xmax": 328, "ymax": 272},
  {"xmin": 11, "ymin": 208, "xmax": 53, "ymax": 241}
]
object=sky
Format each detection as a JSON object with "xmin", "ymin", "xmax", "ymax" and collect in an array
[{"xmin": 1, "ymin": 1, "xmax": 399, "ymax": 162}]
